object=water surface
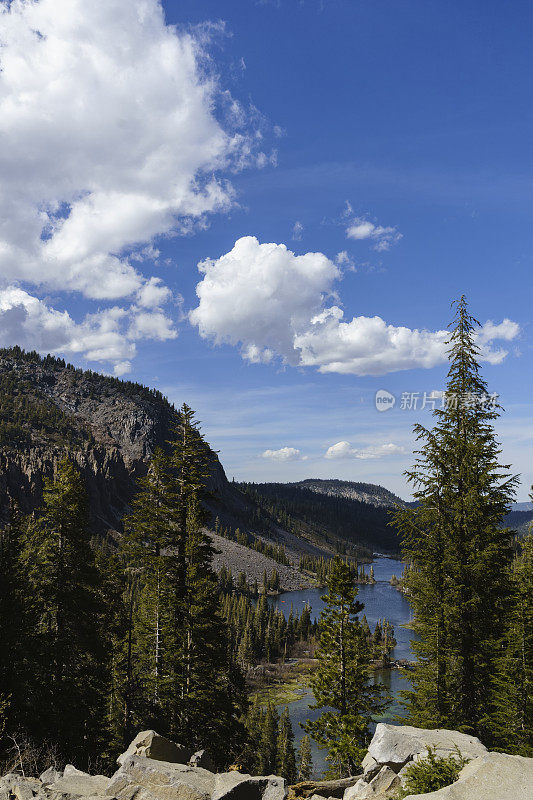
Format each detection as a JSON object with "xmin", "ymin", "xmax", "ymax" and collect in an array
[{"xmin": 269, "ymin": 558, "xmax": 414, "ymax": 778}]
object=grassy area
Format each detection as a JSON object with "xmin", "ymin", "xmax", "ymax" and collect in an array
[
  {"xmin": 250, "ymin": 659, "xmax": 316, "ymax": 706},
  {"xmin": 252, "ymin": 676, "xmax": 309, "ymax": 705}
]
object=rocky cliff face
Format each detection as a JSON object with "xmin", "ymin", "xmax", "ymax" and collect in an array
[{"xmin": 0, "ymin": 349, "xmax": 228, "ymax": 534}]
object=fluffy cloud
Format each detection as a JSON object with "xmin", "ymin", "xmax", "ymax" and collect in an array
[
  {"xmin": 476, "ymin": 319, "xmax": 520, "ymax": 364},
  {"xmin": 325, "ymin": 441, "xmax": 405, "ymax": 460},
  {"xmin": 346, "ymin": 217, "xmax": 402, "ymax": 251},
  {"xmin": 191, "ymin": 237, "xmax": 520, "ymax": 376},
  {"xmin": 0, "ymin": 0, "xmax": 259, "ymax": 369},
  {"xmin": 295, "ymin": 307, "xmax": 450, "ymax": 375},
  {"xmin": 0, "ymin": 287, "xmax": 175, "ymax": 376},
  {"xmin": 261, "ymin": 446, "xmax": 301, "ymax": 461},
  {"xmin": 190, "ymin": 236, "xmax": 340, "ymax": 364}
]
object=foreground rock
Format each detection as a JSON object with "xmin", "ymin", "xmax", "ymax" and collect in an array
[
  {"xmin": 108, "ymin": 753, "xmax": 287, "ymax": 800},
  {"xmin": 117, "ymin": 730, "xmax": 194, "ymax": 766},
  {"xmin": 403, "ymin": 751, "xmax": 533, "ymax": 799},
  {"xmin": 345, "ymin": 723, "xmax": 533, "ymax": 800},
  {"xmin": 367, "ymin": 724, "xmax": 487, "ymax": 772},
  {"xmin": 0, "ymin": 731, "xmax": 287, "ymax": 800}
]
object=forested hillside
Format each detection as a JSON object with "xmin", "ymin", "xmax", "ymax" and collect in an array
[
  {"xmin": 0, "ymin": 348, "xmax": 402, "ymax": 559},
  {"xmin": 237, "ymin": 481, "xmax": 402, "ymax": 556}
]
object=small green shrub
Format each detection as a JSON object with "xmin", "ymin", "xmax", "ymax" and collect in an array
[{"xmin": 397, "ymin": 746, "xmax": 469, "ymax": 798}]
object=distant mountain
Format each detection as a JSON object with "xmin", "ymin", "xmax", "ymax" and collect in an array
[
  {"xmin": 238, "ymin": 479, "xmax": 404, "ymax": 556},
  {"xmin": 511, "ymin": 502, "xmax": 533, "ymax": 512},
  {"xmin": 291, "ymin": 478, "xmax": 407, "ymax": 509},
  {"xmin": 504, "ymin": 508, "xmax": 533, "ymax": 537}
]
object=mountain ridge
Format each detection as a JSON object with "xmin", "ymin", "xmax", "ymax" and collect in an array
[
  {"xmin": 289, "ymin": 478, "xmax": 408, "ymax": 508},
  {"xmin": 0, "ymin": 348, "xmax": 404, "ymax": 560}
]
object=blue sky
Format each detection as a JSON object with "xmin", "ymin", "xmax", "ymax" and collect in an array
[{"xmin": 0, "ymin": 0, "xmax": 532, "ymax": 498}]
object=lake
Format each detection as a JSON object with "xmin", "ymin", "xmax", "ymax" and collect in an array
[{"xmin": 268, "ymin": 557, "xmax": 414, "ymax": 778}]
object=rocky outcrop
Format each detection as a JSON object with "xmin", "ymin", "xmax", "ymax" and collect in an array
[
  {"xmin": 116, "ymin": 731, "xmax": 195, "ymax": 767},
  {"xmin": 0, "ymin": 351, "xmax": 233, "ymax": 536},
  {"xmin": 366, "ymin": 724, "xmax": 487, "ymax": 772},
  {"xmin": 341, "ymin": 724, "xmax": 533, "ymax": 800},
  {"xmin": 403, "ymin": 751, "xmax": 533, "ymax": 799},
  {"xmin": 0, "ymin": 731, "xmax": 287, "ymax": 800}
]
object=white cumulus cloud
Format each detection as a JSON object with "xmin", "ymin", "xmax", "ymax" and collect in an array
[
  {"xmin": 325, "ymin": 441, "xmax": 405, "ymax": 460},
  {"xmin": 190, "ymin": 237, "xmax": 519, "ymax": 376},
  {"xmin": 190, "ymin": 236, "xmax": 340, "ymax": 365},
  {"xmin": 261, "ymin": 447, "xmax": 301, "ymax": 461},
  {"xmin": 0, "ymin": 287, "xmax": 175, "ymax": 376},
  {"xmin": 346, "ymin": 217, "xmax": 402, "ymax": 251},
  {"xmin": 0, "ymin": 0, "xmax": 261, "ymax": 369}
]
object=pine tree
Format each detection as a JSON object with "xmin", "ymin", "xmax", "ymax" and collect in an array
[
  {"xmin": 122, "ymin": 447, "xmax": 181, "ymax": 730},
  {"xmin": 258, "ymin": 704, "xmax": 279, "ymax": 775},
  {"xmin": 276, "ymin": 707, "xmax": 297, "ymax": 783},
  {"xmin": 490, "ymin": 532, "xmax": 533, "ymax": 755},
  {"xmin": 0, "ymin": 505, "xmax": 27, "ymax": 743},
  {"xmin": 123, "ymin": 406, "xmax": 247, "ymax": 766},
  {"xmin": 394, "ymin": 296, "xmax": 518, "ymax": 739},
  {"xmin": 19, "ymin": 458, "xmax": 108, "ymax": 766},
  {"xmin": 297, "ymin": 734, "xmax": 313, "ymax": 781},
  {"xmin": 240, "ymin": 698, "xmax": 264, "ymax": 774},
  {"xmin": 303, "ymin": 557, "xmax": 387, "ymax": 777}
]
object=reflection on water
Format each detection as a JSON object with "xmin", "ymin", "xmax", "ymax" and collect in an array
[{"xmin": 269, "ymin": 558, "xmax": 414, "ymax": 778}]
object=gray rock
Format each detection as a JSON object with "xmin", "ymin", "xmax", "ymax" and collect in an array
[
  {"xmin": 360, "ymin": 754, "xmax": 381, "ymax": 784},
  {"xmin": 308, "ymin": 796, "xmax": 337, "ymax": 800},
  {"xmin": 188, "ymin": 753, "xmax": 215, "ymax": 773},
  {"xmin": 0, "ymin": 776, "xmax": 41, "ymax": 799},
  {"xmin": 367, "ymin": 724, "xmax": 487, "ymax": 771},
  {"xmin": 39, "ymin": 768, "xmax": 63, "ymax": 786},
  {"xmin": 48, "ymin": 773, "xmax": 109, "ymax": 798},
  {"xmin": 106, "ymin": 755, "xmax": 215, "ymax": 800},
  {"xmin": 63, "ymin": 768, "xmax": 91, "ymax": 779},
  {"xmin": 12, "ymin": 783, "xmax": 35, "ymax": 800},
  {"xmin": 361, "ymin": 754, "xmax": 378, "ymax": 774},
  {"xmin": 212, "ymin": 771, "xmax": 286, "ymax": 800},
  {"xmin": 403, "ymin": 751, "xmax": 533, "ymax": 799},
  {"xmin": 117, "ymin": 732, "xmax": 193, "ymax": 767},
  {"xmin": 344, "ymin": 766, "xmax": 400, "ymax": 799}
]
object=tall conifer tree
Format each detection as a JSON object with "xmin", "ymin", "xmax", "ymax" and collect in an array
[
  {"xmin": 303, "ymin": 557, "xmax": 386, "ymax": 776},
  {"xmin": 122, "ymin": 405, "xmax": 246, "ymax": 766},
  {"xmin": 276, "ymin": 707, "xmax": 297, "ymax": 783},
  {"xmin": 20, "ymin": 458, "xmax": 108, "ymax": 765},
  {"xmin": 489, "ymin": 530, "xmax": 533, "ymax": 754},
  {"xmin": 394, "ymin": 296, "xmax": 518, "ymax": 739},
  {"xmin": 297, "ymin": 734, "xmax": 313, "ymax": 781},
  {"xmin": 0, "ymin": 505, "xmax": 27, "ymax": 741}
]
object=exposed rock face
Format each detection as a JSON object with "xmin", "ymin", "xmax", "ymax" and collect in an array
[
  {"xmin": 0, "ymin": 731, "xmax": 287, "ymax": 800},
  {"xmin": 344, "ymin": 766, "xmax": 400, "ymax": 799},
  {"xmin": 404, "ymin": 751, "xmax": 533, "ymax": 799},
  {"xmin": 348, "ymin": 723, "xmax": 533, "ymax": 800},
  {"xmin": 366, "ymin": 724, "xmax": 487, "ymax": 771},
  {"xmin": 0, "ymin": 351, "xmax": 230, "ymax": 535},
  {"xmin": 116, "ymin": 731, "xmax": 194, "ymax": 767}
]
